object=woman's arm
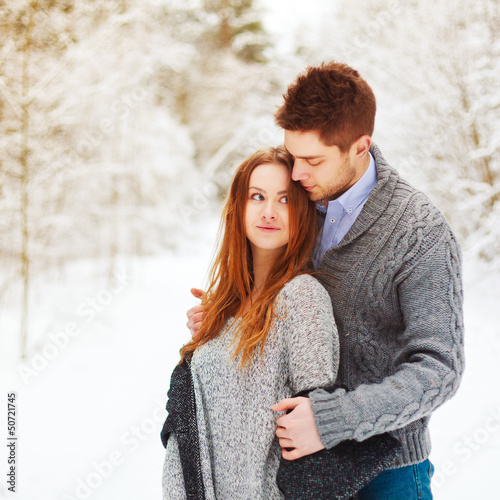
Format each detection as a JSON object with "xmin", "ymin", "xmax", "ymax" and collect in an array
[
  {"xmin": 281, "ymin": 274, "xmax": 339, "ymax": 394},
  {"xmin": 272, "ymin": 274, "xmax": 339, "ymax": 459}
]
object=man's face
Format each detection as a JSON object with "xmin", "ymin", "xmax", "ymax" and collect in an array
[{"xmin": 284, "ymin": 130, "xmax": 360, "ymax": 203}]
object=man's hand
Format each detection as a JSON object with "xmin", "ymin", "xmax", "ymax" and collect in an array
[
  {"xmin": 272, "ymin": 397, "xmax": 325, "ymax": 460},
  {"xmin": 186, "ymin": 288, "xmax": 205, "ymax": 338}
]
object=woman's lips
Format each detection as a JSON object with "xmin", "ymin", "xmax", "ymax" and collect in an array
[{"xmin": 257, "ymin": 226, "xmax": 280, "ymax": 233}]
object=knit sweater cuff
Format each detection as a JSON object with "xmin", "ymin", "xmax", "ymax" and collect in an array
[{"xmin": 310, "ymin": 388, "xmax": 351, "ymax": 449}]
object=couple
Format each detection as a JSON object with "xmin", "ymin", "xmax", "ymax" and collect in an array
[{"xmin": 161, "ymin": 62, "xmax": 465, "ymax": 499}]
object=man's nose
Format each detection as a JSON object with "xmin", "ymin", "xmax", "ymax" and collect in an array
[{"xmin": 291, "ymin": 160, "xmax": 308, "ymax": 181}]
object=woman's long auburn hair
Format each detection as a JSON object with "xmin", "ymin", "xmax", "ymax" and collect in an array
[{"xmin": 180, "ymin": 146, "xmax": 318, "ymax": 367}]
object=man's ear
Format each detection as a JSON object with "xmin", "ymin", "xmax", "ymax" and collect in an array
[{"xmin": 351, "ymin": 135, "xmax": 371, "ymax": 159}]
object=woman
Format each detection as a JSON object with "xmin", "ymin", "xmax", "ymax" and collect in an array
[{"xmin": 161, "ymin": 146, "xmax": 339, "ymax": 499}]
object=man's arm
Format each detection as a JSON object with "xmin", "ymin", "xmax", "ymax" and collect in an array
[{"xmin": 274, "ymin": 227, "xmax": 464, "ymax": 459}]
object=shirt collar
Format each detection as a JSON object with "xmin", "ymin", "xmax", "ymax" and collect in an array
[{"xmin": 316, "ymin": 152, "xmax": 377, "ymax": 215}]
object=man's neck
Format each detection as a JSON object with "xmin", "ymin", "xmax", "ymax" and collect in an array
[{"xmin": 322, "ymin": 153, "xmax": 372, "ymax": 206}]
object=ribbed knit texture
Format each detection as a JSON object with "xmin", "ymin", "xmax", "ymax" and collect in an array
[
  {"xmin": 310, "ymin": 144, "xmax": 465, "ymax": 468},
  {"xmin": 162, "ymin": 274, "xmax": 339, "ymax": 499},
  {"xmin": 161, "ymin": 358, "xmax": 205, "ymax": 499}
]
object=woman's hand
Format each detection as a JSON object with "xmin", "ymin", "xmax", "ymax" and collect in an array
[{"xmin": 186, "ymin": 288, "xmax": 205, "ymax": 338}]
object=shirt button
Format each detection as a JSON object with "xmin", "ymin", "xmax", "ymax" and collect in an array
[
  {"xmin": 348, "ymin": 208, "xmax": 352, "ymax": 213},
  {"xmin": 330, "ymin": 218, "xmax": 335, "ymax": 223}
]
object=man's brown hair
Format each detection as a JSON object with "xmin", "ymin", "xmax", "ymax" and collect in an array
[{"xmin": 275, "ymin": 62, "xmax": 376, "ymax": 153}]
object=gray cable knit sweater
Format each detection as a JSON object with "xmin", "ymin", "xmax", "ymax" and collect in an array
[
  {"xmin": 310, "ymin": 144, "xmax": 465, "ymax": 468},
  {"xmin": 162, "ymin": 274, "xmax": 339, "ymax": 499}
]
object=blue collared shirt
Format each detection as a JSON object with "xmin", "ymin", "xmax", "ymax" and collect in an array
[{"xmin": 314, "ymin": 152, "xmax": 377, "ymax": 267}]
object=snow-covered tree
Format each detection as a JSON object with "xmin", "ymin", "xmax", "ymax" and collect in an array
[
  {"xmin": 0, "ymin": 0, "xmax": 92, "ymax": 356},
  {"xmin": 164, "ymin": 0, "xmax": 277, "ymax": 166},
  {"xmin": 0, "ymin": 0, "xmax": 201, "ymax": 356},
  {"xmin": 201, "ymin": 0, "xmax": 269, "ymax": 63},
  {"xmin": 310, "ymin": 0, "xmax": 500, "ymax": 265}
]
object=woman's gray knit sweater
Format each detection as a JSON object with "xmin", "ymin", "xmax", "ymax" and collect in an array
[
  {"xmin": 310, "ymin": 144, "xmax": 465, "ymax": 467},
  {"xmin": 162, "ymin": 275, "xmax": 339, "ymax": 499}
]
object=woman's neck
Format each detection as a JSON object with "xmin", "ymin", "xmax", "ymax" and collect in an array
[
  {"xmin": 252, "ymin": 260, "xmax": 272, "ymax": 296},
  {"xmin": 238, "ymin": 245, "xmax": 284, "ymax": 316},
  {"xmin": 250, "ymin": 246, "xmax": 283, "ymax": 297}
]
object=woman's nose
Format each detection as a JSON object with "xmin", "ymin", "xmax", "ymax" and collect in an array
[{"xmin": 261, "ymin": 203, "xmax": 277, "ymax": 220}]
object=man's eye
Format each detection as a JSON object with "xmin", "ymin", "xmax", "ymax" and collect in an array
[
  {"xmin": 308, "ymin": 161, "xmax": 321, "ymax": 167},
  {"xmin": 250, "ymin": 193, "xmax": 264, "ymax": 201}
]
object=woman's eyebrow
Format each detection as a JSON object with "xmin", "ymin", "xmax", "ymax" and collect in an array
[{"xmin": 248, "ymin": 187, "xmax": 288, "ymax": 195}]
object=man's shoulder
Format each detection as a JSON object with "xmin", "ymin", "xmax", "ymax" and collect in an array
[
  {"xmin": 395, "ymin": 177, "xmax": 445, "ymax": 219},
  {"xmin": 388, "ymin": 180, "xmax": 462, "ymax": 274},
  {"xmin": 372, "ymin": 145, "xmax": 449, "ymax": 230},
  {"xmin": 369, "ymin": 146, "xmax": 460, "ymax": 267},
  {"xmin": 396, "ymin": 182, "xmax": 455, "ymax": 244}
]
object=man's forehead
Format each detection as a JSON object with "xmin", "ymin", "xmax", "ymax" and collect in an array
[{"xmin": 284, "ymin": 130, "xmax": 329, "ymax": 157}]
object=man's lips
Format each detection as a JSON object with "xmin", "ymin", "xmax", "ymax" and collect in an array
[{"xmin": 301, "ymin": 184, "xmax": 316, "ymax": 191}]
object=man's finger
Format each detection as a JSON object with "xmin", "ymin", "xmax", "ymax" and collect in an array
[
  {"xmin": 275, "ymin": 413, "xmax": 290, "ymax": 428},
  {"xmin": 191, "ymin": 312, "xmax": 203, "ymax": 324},
  {"xmin": 275, "ymin": 427, "xmax": 289, "ymax": 439},
  {"xmin": 271, "ymin": 397, "xmax": 302, "ymax": 413},
  {"xmin": 186, "ymin": 304, "xmax": 203, "ymax": 319},
  {"xmin": 187, "ymin": 312, "xmax": 203, "ymax": 329},
  {"xmin": 190, "ymin": 288, "xmax": 205, "ymax": 299},
  {"xmin": 278, "ymin": 438, "xmax": 293, "ymax": 449},
  {"xmin": 282, "ymin": 447, "xmax": 303, "ymax": 461},
  {"xmin": 186, "ymin": 320, "xmax": 199, "ymax": 333}
]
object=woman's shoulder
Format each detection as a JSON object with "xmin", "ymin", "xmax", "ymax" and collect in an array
[
  {"xmin": 275, "ymin": 274, "xmax": 336, "ymax": 345},
  {"xmin": 280, "ymin": 273, "xmax": 331, "ymax": 307}
]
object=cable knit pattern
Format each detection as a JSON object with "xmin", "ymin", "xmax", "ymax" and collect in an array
[
  {"xmin": 310, "ymin": 144, "xmax": 464, "ymax": 468},
  {"xmin": 162, "ymin": 275, "xmax": 338, "ymax": 499}
]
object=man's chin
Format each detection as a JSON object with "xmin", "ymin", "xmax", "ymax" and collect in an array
[
  {"xmin": 302, "ymin": 185, "xmax": 329, "ymax": 202},
  {"xmin": 307, "ymin": 191, "xmax": 323, "ymax": 202}
]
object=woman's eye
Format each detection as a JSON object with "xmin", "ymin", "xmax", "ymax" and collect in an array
[
  {"xmin": 250, "ymin": 193, "xmax": 264, "ymax": 201},
  {"xmin": 280, "ymin": 195, "xmax": 288, "ymax": 204}
]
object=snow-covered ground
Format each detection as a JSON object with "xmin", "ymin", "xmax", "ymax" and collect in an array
[
  {"xmin": 0, "ymin": 220, "xmax": 220, "ymax": 500},
  {"xmin": 1, "ymin": 213, "xmax": 499, "ymax": 499}
]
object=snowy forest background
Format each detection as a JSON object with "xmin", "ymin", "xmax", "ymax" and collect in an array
[{"xmin": 1, "ymin": 0, "xmax": 499, "ymax": 498}]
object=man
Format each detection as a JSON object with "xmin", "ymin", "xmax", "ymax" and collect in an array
[{"xmin": 188, "ymin": 62, "xmax": 464, "ymax": 499}]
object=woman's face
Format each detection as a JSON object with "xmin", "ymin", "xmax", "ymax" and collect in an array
[{"xmin": 244, "ymin": 162, "xmax": 290, "ymax": 258}]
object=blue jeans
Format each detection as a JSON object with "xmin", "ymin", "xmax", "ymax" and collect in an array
[{"xmin": 357, "ymin": 459, "xmax": 434, "ymax": 499}]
